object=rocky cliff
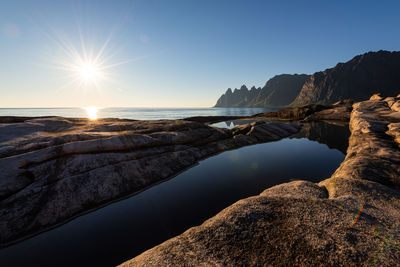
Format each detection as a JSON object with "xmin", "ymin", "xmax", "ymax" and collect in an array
[
  {"xmin": 215, "ymin": 51, "xmax": 400, "ymax": 108},
  {"xmin": 250, "ymin": 74, "xmax": 310, "ymax": 107},
  {"xmin": 293, "ymin": 50, "xmax": 400, "ymax": 105},
  {"xmin": 214, "ymin": 74, "xmax": 309, "ymax": 108}
]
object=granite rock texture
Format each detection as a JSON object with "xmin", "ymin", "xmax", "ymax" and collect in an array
[
  {"xmin": 121, "ymin": 96, "xmax": 400, "ymax": 266},
  {"xmin": 252, "ymin": 100, "xmax": 353, "ymax": 122},
  {"xmin": 303, "ymin": 99, "xmax": 353, "ymax": 122},
  {"xmin": 0, "ymin": 117, "xmax": 300, "ymax": 247}
]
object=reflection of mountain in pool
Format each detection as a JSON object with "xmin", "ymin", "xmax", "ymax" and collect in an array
[
  {"xmin": 290, "ymin": 121, "xmax": 350, "ymax": 154},
  {"xmin": 211, "ymin": 120, "xmax": 350, "ymax": 154}
]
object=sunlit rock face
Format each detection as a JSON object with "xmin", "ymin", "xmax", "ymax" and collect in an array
[
  {"xmin": 0, "ymin": 116, "xmax": 300, "ymax": 246},
  {"xmin": 121, "ymin": 96, "xmax": 400, "ymax": 267},
  {"xmin": 331, "ymin": 95, "xmax": 400, "ymax": 187}
]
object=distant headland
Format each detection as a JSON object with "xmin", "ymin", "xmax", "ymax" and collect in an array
[{"xmin": 214, "ymin": 50, "xmax": 400, "ymax": 108}]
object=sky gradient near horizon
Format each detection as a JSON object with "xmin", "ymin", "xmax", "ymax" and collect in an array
[{"xmin": 1, "ymin": 0, "xmax": 400, "ymax": 108}]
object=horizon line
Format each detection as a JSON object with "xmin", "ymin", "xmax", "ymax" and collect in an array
[{"xmin": 0, "ymin": 106, "xmax": 231, "ymax": 109}]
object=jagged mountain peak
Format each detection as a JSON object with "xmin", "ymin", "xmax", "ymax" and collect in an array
[
  {"xmin": 293, "ymin": 50, "xmax": 400, "ymax": 105},
  {"xmin": 214, "ymin": 50, "xmax": 400, "ymax": 108},
  {"xmin": 214, "ymin": 74, "xmax": 309, "ymax": 108}
]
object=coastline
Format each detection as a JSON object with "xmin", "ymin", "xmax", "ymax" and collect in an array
[
  {"xmin": 120, "ymin": 95, "xmax": 400, "ymax": 266},
  {"xmin": 0, "ymin": 114, "xmax": 301, "ymax": 247}
]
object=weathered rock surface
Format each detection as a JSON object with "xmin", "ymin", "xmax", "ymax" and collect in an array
[
  {"xmin": 276, "ymin": 104, "xmax": 329, "ymax": 120},
  {"xmin": 0, "ymin": 116, "xmax": 300, "ymax": 247},
  {"xmin": 252, "ymin": 100, "xmax": 353, "ymax": 122},
  {"xmin": 121, "ymin": 96, "xmax": 400, "ymax": 266},
  {"xmin": 303, "ymin": 99, "xmax": 353, "ymax": 122},
  {"xmin": 331, "ymin": 95, "xmax": 400, "ymax": 187}
]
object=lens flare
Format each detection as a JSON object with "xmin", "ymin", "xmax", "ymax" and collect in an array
[{"xmin": 350, "ymin": 198, "xmax": 366, "ymax": 227}]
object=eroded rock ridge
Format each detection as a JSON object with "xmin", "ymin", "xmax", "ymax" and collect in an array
[
  {"xmin": 122, "ymin": 95, "xmax": 400, "ymax": 266},
  {"xmin": 0, "ymin": 117, "xmax": 300, "ymax": 246}
]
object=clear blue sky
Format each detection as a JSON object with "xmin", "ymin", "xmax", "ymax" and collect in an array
[{"xmin": 1, "ymin": 0, "xmax": 400, "ymax": 107}]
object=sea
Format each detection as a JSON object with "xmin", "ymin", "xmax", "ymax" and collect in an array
[{"xmin": 0, "ymin": 107, "xmax": 276, "ymax": 120}]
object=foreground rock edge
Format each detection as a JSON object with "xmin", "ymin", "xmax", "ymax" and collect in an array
[
  {"xmin": 0, "ymin": 116, "xmax": 300, "ymax": 247},
  {"xmin": 121, "ymin": 95, "xmax": 400, "ymax": 266}
]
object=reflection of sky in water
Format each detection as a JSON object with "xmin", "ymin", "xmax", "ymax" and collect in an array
[
  {"xmin": 0, "ymin": 134, "xmax": 345, "ymax": 267},
  {"xmin": 210, "ymin": 119, "xmax": 272, "ymax": 129},
  {"xmin": 211, "ymin": 121, "xmax": 234, "ymax": 128}
]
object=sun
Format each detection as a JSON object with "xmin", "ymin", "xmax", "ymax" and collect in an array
[
  {"xmin": 45, "ymin": 29, "xmax": 133, "ymax": 96},
  {"xmin": 78, "ymin": 63, "xmax": 100, "ymax": 83},
  {"xmin": 47, "ymin": 33, "xmax": 120, "ymax": 90}
]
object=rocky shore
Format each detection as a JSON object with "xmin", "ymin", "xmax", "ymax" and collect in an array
[
  {"xmin": 0, "ymin": 116, "xmax": 300, "ymax": 247},
  {"xmin": 252, "ymin": 99, "xmax": 353, "ymax": 122},
  {"xmin": 121, "ymin": 95, "xmax": 400, "ymax": 266}
]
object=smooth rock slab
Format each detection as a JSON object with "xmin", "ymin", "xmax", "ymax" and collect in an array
[
  {"xmin": 122, "ymin": 96, "xmax": 400, "ymax": 266},
  {"xmin": 0, "ymin": 117, "xmax": 300, "ymax": 247}
]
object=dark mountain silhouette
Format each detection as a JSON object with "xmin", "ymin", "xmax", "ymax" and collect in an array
[
  {"xmin": 249, "ymin": 74, "xmax": 310, "ymax": 107},
  {"xmin": 214, "ymin": 50, "xmax": 400, "ymax": 108},
  {"xmin": 214, "ymin": 85, "xmax": 261, "ymax": 108},
  {"xmin": 214, "ymin": 74, "xmax": 309, "ymax": 108},
  {"xmin": 293, "ymin": 50, "xmax": 400, "ymax": 105}
]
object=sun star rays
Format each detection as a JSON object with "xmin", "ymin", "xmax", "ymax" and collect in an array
[{"xmin": 41, "ymin": 26, "xmax": 126, "ymax": 100}]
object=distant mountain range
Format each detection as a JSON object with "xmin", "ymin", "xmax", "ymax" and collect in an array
[{"xmin": 214, "ymin": 50, "xmax": 400, "ymax": 108}]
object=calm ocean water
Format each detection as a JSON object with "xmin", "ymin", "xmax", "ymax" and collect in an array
[{"xmin": 0, "ymin": 107, "xmax": 275, "ymax": 120}]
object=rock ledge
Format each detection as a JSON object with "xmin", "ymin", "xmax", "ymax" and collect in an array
[
  {"xmin": 0, "ymin": 117, "xmax": 300, "ymax": 247},
  {"xmin": 121, "ymin": 95, "xmax": 400, "ymax": 266}
]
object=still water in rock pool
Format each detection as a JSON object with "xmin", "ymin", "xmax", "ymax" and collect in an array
[
  {"xmin": 0, "ymin": 122, "xmax": 349, "ymax": 267},
  {"xmin": 210, "ymin": 119, "xmax": 273, "ymax": 129}
]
